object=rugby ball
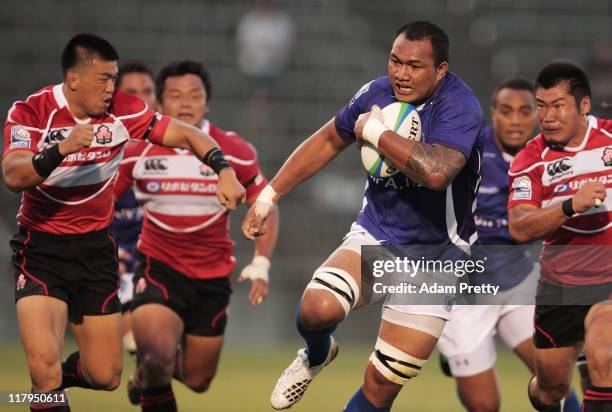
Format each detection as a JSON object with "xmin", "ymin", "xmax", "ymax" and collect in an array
[{"xmin": 361, "ymin": 101, "xmax": 421, "ymax": 177}]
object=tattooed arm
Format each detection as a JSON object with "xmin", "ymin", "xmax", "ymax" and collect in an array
[
  {"xmin": 379, "ymin": 139, "xmax": 466, "ymax": 190},
  {"xmin": 354, "ymin": 106, "xmax": 466, "ymax": 190}
]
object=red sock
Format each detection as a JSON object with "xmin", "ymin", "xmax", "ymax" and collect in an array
[{"xmin": 584, "ymin": 386, "xmax": 612, "ymax": 412}]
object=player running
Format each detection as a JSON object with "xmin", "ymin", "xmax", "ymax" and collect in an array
[
  {"xmin": 437, "ymin": 78, "xmax": 580, "ymax": 411},
  {"xmin": 3, "ymin": 34, "xmax": 244, "ymax": 412},
  {"xmin": 243, "ymin": 21, "xmax": 484, "ymax": 411},
  {"xmin": 111, "ymin": 61, "xmax": 157, "ymax": 356},
  {"xmin": 113, "ymin": 60, "xmax": 279, "ymax": 412},
  {"xmin": 508, "ymin": 61, "xmax": 612, "ymax": 412}
]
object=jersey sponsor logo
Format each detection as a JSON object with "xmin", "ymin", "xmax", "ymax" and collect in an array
[
  {"xmin": 94, "ymin": 125, "xmax": 113, "ymax": 144},
  {"xmin": 602, "ymin": 147, "xmax": 612, "ymax": 167},
  {"xmin": 370, "ymin": 174, "xmax": 421, "ymax": 191},
  {"xmin": 45, "ymin": 128, "xmax": 68, "ymax": 145},
  {"xmin": 16, "ymin": 274, "xmax": 26, "ymax": 291},
  {"xmin": 546, "ymin": 157, "xmax": 572, "ymax": 177},
  {"xmin": 474, "ymin": 215, "xmax": 507, "ymax": 228},
  {"xmin": 478, "ymin": 185, "xmax": 500, "ymax": 195},
  {"xmin": 64, "ymin": 149, "xmax": 111, "ymax": 163},
  {"xmin": 144, "ymin": 158, "xmax": 168, "ymax": 172},
  {"xmin": 10, "ymin": 125, "xmax": 31, "ymax": 148},
  {"xmin": 512, "ymin": 176, "xmax": 532, "ymax": 200},
  {"xmin": 564, "ymin": 174, "xmax": 612, "ymax": 190}
]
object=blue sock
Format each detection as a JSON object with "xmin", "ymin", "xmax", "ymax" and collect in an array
[
  {"xmin": 344, "ymin": 388, "xmax": 390, "ymax": 412},
  {"xmin": 296, "ymin": 303, "xmax": 337, "ymax": 367},
  {"xmin": 562, "ymin": 389, "xmax": 580, "ymax": 412}
]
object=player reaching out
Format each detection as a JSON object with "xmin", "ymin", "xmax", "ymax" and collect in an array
[{"xmin": 2, "ymin": 34, "xmax": 244, "ymax": 412}]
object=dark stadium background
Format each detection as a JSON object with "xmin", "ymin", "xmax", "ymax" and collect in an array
[{"xmin": 0, "ymin": 0, "xmax": 609, "ymax": 410}]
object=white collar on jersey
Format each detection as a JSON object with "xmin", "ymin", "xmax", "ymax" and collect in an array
[
  {"xmin": 52, "ymin": 83, "xmax": 91, "ymax": 124},
  {"xmin": 555, "ymin": 115, "xmax": 597, "ymax": 153},
  {"xmin": 200, "ymin": 119, "xmax": 210, "ymax": 135}
]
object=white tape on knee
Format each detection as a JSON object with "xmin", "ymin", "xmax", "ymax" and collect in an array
[
  {"xmin": 369, "ymin": 338, "xmax": 427, "ymax": 385},
  {"xmin": 306, "ymin": 267, "xmax": 360, "ymax": 317}
]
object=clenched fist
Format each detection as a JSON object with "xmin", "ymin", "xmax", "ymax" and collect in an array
[
  {"xmin": 216, "ymin": 168, "xmax": 246, "ymax": 210},
  {"xmin": 58, "ymin": 124, "xmax": 94, "ymax": 155},
  {"xmin": 571, "ymin": 182, "xmax": 606, "ymax": 213}
]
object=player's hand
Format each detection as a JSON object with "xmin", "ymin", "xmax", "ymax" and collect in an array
[
  {"xmin": 354, "ymin": 105, "xmax": 384, "ymax": 146},
  {"xmin": 242, "ymin": 203, "xmax": 268, "ymax": 239},
  {"xmin": 571, "ymin": 182, "xmax": 606, "ymax": 213},
  {"xmin": 117, "ymin": 247, "xmax": 132, "ymax": 276},
  {"xmin": 58, "ymin": 124, "xmax": 94, "ymax": 155},
  {"xmin": 237, "ymin": 256, "xmax": 270, "ymax": 305},
  {"xmin": 216, "ymin": 168, "xmax": 246, "ymax": 210},
  {"xmin": 242, "ymin": 185, "xmax": 279, "ymax": 239}
]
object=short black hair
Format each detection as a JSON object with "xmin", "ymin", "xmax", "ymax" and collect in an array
[
  {"xmin": 116, "ymin": 61, "xmax": 155, "ymax": 89},
  {"xmin": 394, "ymin": 21, "xmax": 449, "ymax": 66},
  {"xmin": 535, "ymin": 60, "xmax": 591, "ymax": 107},
  {"xmin": 491, "ymin": 77, "xmax": 535, "ymax": 106},
  {"xmin": 61, "ymin": 33, "xmax": 119, "ymax": 77},
  {"xmin": 156, "ymin": 60, "xmax": 212, "ymax": 102}
]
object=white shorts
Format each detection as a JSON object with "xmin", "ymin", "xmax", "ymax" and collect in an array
[
  {"xmin": 337, "ymin": 223, "xmax": 453, "ymax": 321},
  {"xmin": 436, "ymin": 265, "xmax": 539, "ymax": 377},
  {"xmin": 118, "ymin": 272, "xmax": 135, "ymax": 306}
]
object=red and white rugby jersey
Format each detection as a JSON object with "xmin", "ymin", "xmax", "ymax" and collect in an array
[
  {"xmin": 114, "ymin": 120, "xmax": 268, "ymax": 279},
  {"xmin": 3, "ymin": 84, "xmax": 170, "ymax": 235},
  {"xmin": 508, "ymin": 116, "xmax": 612, "ymax": 286}
]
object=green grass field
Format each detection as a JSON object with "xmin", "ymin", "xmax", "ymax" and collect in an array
[{"xmin": 0, "ymin": 340, "xmax": 563, "ymax": 412}]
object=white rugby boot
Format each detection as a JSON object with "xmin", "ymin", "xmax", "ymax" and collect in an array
[{"xmin": 270, "ymin": 336, "xmax": 339, "ymax": 409}]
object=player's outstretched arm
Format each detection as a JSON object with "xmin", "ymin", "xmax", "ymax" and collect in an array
[
  {"xmin": 2, "ymin": 124, "xmax": 94, "ymax": 192},
  {"xmin": 509, "ymin": 181, "xmax": 606, "ymax": 243},
  {"xmin": 354, "ymin": 105, "xmax": 465, "ymax": 190},
  {"xmin": 241, "ymin": 118, "xmax": 351, "ymax": 239},
  {"xmin": 160, "ymin": 118, "xmax": 246, "ymax": 210},
  {"xmin": 238, "ymin": 203, "xmax": 279, "ymax": 305}
]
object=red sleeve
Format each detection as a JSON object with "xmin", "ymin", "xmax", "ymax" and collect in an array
[
  {"xmin": 3, "ymin": 102, "xmax": 42, "ymax": 158},
  {"xmin": 113, "ymin": 140, "xmax": 146, "ymax": 200},
  {"xmin": 508, "ymin": 139, "xmax": 544, "ymax": 210},
  {"xmin": 112, "ymin": 92, "xmax": 171, "ymax": 144}
]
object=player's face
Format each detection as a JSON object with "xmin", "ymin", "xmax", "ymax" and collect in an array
[
  {"xmin": 118, "ymin": 72, "xmax": 157, "ymax": 111},
  {"xmin": 71, "ymin": 58, "xmax": 118, "ymax": 117},
  {"xmin": 388, "ymin": 36, "xmax": 448, "ymax": 105},
  {"xmin": 491, "ymin": 88, "xmax": 536, "ymax": 152},
  {"xmin": 160, "ymin": 74, "xmax": 208, "ymax": 127},
  {"xmin": 536, "ymin": 81, "xmax": 591, "ymax": 146}
]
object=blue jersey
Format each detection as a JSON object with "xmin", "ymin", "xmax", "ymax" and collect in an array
[
  {"xmin": 335, "ymin": 74, "xmax": 484, "ymax": 251},
  {"xmin": 470, "ymin": 126, "xmax": 533, "ymax": 290},
  {"xmin": 110, "ymin": 187, "xmax": 143, "ymax": 269}
]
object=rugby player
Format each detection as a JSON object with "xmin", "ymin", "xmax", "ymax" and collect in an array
[
  {"xmin": 114, "ymin": 60, "xmax": 278, "ymax": 411},
  {"xmin": 243, "ymin": 21, "xmax": 485, "ymax": 411},
  {"xmin": 2, "ymin": 34, "xmax": 245, "ymax": 411},
  {"xmin": 508, "ymin": 61, "xmax": 612, "ymax": 412}
]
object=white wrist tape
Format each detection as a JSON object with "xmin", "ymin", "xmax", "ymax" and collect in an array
[
  {"xmin": 362, "ymin": 118, "xmax": 389, "ymax": 149},
  {"xmin": 254, "ymin": 185, "xmax": 280, "ymax": 219},
  {"xmin": 240, "ymin": 255, "xmax": 271, "ymax": 282}
]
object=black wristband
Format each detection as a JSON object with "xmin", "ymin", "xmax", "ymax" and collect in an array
[
  {"xmin": 562, "ymin": 198, "xmax": 575, "ymax": 217},
  {"xmin": 32, "ymin": 144, "xmax": 65, "ymax": 178},
  {"xmin": 202, "ymin": 148, "xmax": 231, "ymax": 175}
]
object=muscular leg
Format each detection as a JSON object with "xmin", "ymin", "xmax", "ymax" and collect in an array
[
  {"xmin": 583, "ymin": 302, "xmax": 612, "ymax": 411},
  {"xmin": 529, "ymin": 345, "xmax": 580, "ymax": 408},
  {"xmin": 17, "ymin": 296, "xmax": 68, "ymax": 391},
  {"xmin": 176, "ymin": 334, "xmax": 224, "ymax": 393},
  {"xmin": 360, "ymin": 319, "xmax": 441, "ymax": 409},
  {"xmin": 298, "ymin": 248, "xmax": 364, "ymax": 366},
  {"xmin": 70, "ymin": 313, "xmax": 123, "ymax": 390}
]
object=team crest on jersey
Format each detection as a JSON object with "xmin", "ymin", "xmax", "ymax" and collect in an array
[
  {"xmin": 512, "ymin": 176, "xmax": 532, "ymax": 200},
  {"xmin": 10, "ymin": 126, "xmax": 31, "ymax": 149},
  {"xmin": 602, "ymin": 147, "xmax": 612, "ymax": 167},
  {"xmin": 135, "ymin": 277, "xmax": 147, "ymax": 294},
  {"xmin": 16, "ymin": 274, "xmax": 26, "ymax": 291},
  {"xmin": 94, "ymin": 125, "xmax": 113, "ymax": 144},
  {"xmin": 348, "ymin": 80, "xmax": 373, "ymax": 108}
]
